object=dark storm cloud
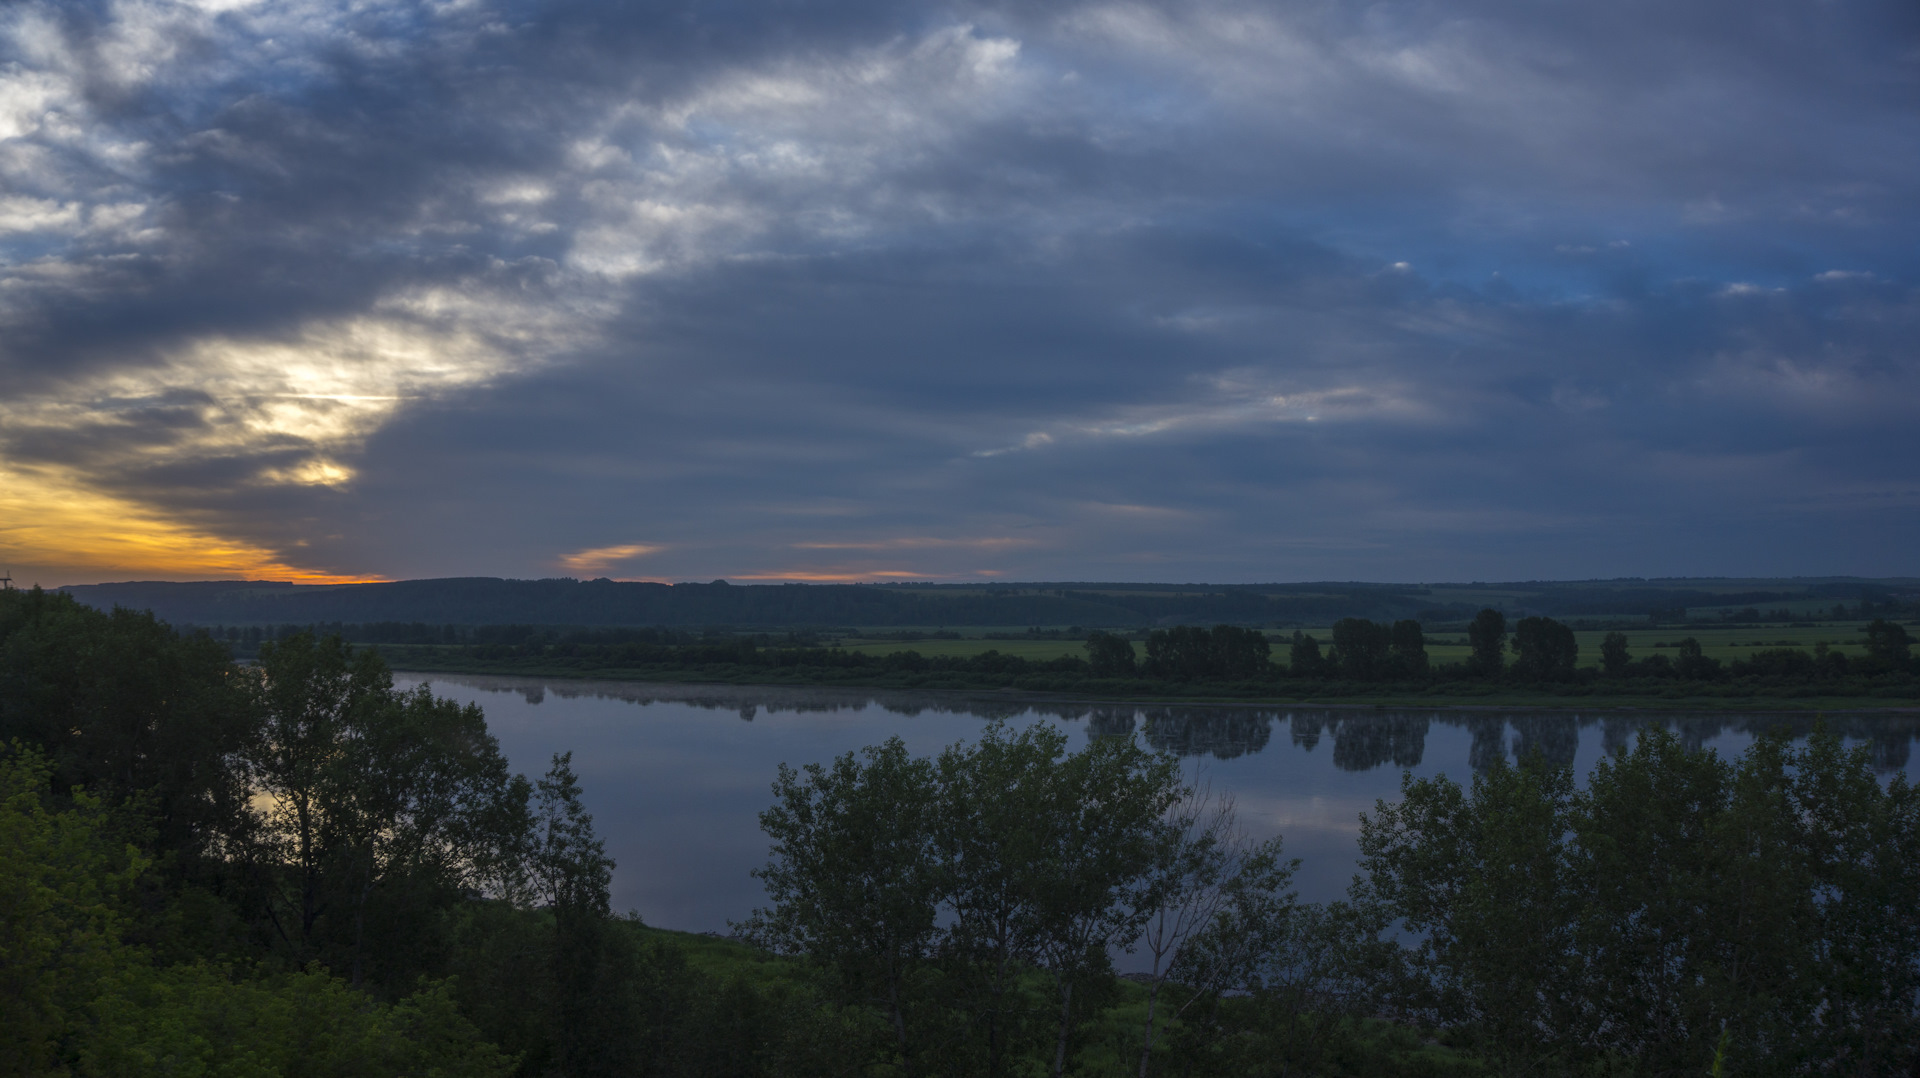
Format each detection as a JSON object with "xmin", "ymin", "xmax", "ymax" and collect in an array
[{"xmin": 2, "ymin": 0, "xmax": 1917, "ymax": 582}]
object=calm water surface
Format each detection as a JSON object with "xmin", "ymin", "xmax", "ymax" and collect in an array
[{"xmin": 394, "ymin": 673, "xmax": 1920, "ymax": 941}]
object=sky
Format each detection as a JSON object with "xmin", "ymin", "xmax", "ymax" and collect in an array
[{"xmin": 2, "ymin": 0, "xmax": 1918, "ymax": 587}]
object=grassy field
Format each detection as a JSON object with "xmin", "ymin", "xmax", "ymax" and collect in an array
[{"xmin": 835, "ymin": 622, "xmax": 1895, "ymax": 668}]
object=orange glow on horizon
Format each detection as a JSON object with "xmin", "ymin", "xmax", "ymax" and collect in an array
[
  {"xmin": 731, "ymin": 569, "xmax": 932, "ymax": 582},
  {"xmin": 0, "ymin": 464, "xmax": 385, "ymax": 586}
]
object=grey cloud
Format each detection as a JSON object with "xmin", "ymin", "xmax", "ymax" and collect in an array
[{"xmin": 2, "ymin": 0, "xmax": 1916, "ymax": 583}]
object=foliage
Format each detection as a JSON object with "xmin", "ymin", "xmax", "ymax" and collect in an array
[
  {"xmin": 1359, "ymin": 726, "xmax": 1920, "ymax": 1075},
  {"xmin": 241, "ymin": 633, "xmax": 528, "ymax": 985},
  {"xmin": 0, "ymin": 742, "xmax": 510, "ymax": 1077}
]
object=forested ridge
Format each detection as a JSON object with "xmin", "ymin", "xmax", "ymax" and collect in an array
[
  {"xmin": 57, "ymin": 576, "xmax": 1920, "ymax": 631},
  {"xmin": 5, "ymin": 585, "xmax": 1918, "ymax": 1076}
]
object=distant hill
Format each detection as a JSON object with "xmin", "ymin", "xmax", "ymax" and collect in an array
[{"xmin": 55, "ymin": 575, "xmax": 1920, "ymax": 630}]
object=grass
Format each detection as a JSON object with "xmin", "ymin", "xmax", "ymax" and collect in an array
[{"xmin": 834, "ymin": 621, "xmax": 1893, "ymax": 669}]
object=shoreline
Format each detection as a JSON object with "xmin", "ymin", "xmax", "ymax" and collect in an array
[{"xmin": 387, "ymin": 661, "xmax": 1920, "ymax": 715}]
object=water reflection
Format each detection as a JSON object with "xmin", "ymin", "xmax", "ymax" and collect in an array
[
  {"xmin": 426, "ymin": 673, "xmax": 1920, "ymax": 774},
  {"xmin": 394, "ymin": 673, "xmax": 1920, "ymax": 947}
]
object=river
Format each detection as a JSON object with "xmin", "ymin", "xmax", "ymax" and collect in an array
[{"xmin": 393, "ymin": 672, "xmax": 1919, "ymax": 942}]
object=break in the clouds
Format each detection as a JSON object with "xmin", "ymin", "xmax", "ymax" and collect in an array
[{"xmin": 3, "ymin": 0, "xmax": 1918, "ymax": 585}]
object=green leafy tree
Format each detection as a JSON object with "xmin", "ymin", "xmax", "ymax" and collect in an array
[
  {"xmin": 936, "ymin": 724, "xmax": 1067, "ymax": 1076},
  {"xmin": 747, "ymin": 737, "xmax": 945, "ymax": 1076},
  {"xmin": 0, "ymin": 588, "xmax": 253, "ymax": 874},
  {"xmin": 1510, "ymin": 616, "xmax": 1578, "ymax": 681},
  {"xmin": 243, "ymin": 634, "xmax": 527, "ymax": 987},
  {"xmin": 1599, "ymin": 631, "xmax": 1631, "ymax": 676},
  {"xmin": 1465, "ymin": 609, "xmax": 1507, "ymax": 677},
  {"xmin": 1864, "ymin": 618, "xmax": 1913, "ymax": 666},
  {"xmin": 1328, "ymin": 618, "xmax": 1392, "ymax": 681},
  {"xmin": 1083, "ymin": 632, "xmax": 1138, "ymax": 678},
  {"xmin": 1359, "ymin": 754, "xmax": 1581, "ymax": 1071},
  {"xmin": 1390, "ymin": 619, "xmax": 1428, "ymax": 676},
  {"xmin": 1287, "ymin": 632, "xmax": 1325, "ymax": 678},
  {"xmin": 0, "ymin": 744, "xmax": 510, "ymax": 1078},
  {"xmin": 1673, "ymin": 637, "xmax": 1721, "ymax": 680},
  {"xmin": 1143, "ymin": 626, "xmax": 1270, "ymax": 681},
  {"xmin": 1024, "ymin": 734, "xmax": 1181, "ymax": 1078}
]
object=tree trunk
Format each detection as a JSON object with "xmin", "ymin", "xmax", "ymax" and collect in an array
[
  {"xmin": 1138, "ymin": 977, "xmax": 1162, "ymax": 1078},
  {"xmin": 1051, "ymin": 978, "xmax": 1073, "ymax": 1078}
]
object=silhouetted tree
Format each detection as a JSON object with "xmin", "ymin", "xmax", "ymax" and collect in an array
[
  {"xmin": 1672, "ymin": 638, "xmax": 1721, "ymax": 680},
  {"xmin": 1288, "ymin": 632, "xmax": 1325, "ymax": 678},
  {"xmin": 1390, "ymin": 620, "xmax": 1428, "ymax": 676},
  {"xmin": 1084, "ymin": 632, "xmax": 1138, "ymax": 677},
  {"xmin": 1328, "ymin": 619, "xmax": 1392, "ymax": 681},
  {"xmin": 1511, "ymin": 617, "xmax": 1578, "ymax": 681},
  {"xmin": 1467, "ymin": 609, "xmax": 1507, "ymax": 677},
  {"xmin": 1865, "ymin": 619, "xmax": 1913, "ymax": 667},
  {"xmin": 1599, "ymin": 632, "xmax": 1631, "ymax": 677}
]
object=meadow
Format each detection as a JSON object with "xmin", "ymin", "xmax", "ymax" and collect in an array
[{"xmin": 833, "ymin": 622, "xmax": 1889, "ymax": 668}]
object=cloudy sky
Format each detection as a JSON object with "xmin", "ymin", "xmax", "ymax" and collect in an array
[{"xmin": 3, "ymin": 0, "xmax": 1917, "ymax": 586}]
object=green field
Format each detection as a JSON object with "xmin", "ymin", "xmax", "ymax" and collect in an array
[{"xmin": 836, "ymin": 622, "xmax": 1892, "ymax": 668}]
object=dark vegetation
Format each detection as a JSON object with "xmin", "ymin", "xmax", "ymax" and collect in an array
[
  {"xmin": 58, "ymin": 575, "xmax": 1920, "ymax": 631},
  {"xmin": 6, "ymin": 583, "xmax": 1919, "ymax": 1075},
  {"xmin": 218, "ymin": 611, "xmax": 1919, "ymax": 706}
]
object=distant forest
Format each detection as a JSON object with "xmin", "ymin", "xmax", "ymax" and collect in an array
[{"xmin": 57, "ymin": 575, "xmax": 1920, "ymax": 630}]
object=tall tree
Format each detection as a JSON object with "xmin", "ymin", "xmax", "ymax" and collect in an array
[
  {"xmin": 1287, "ymin": 632, "xmax": 1325, "ymax": 678},
  {"xmin": 1465, "ymin": 609, "xmax": 1507, "ymax": 677},
  {"xmin": 1084, "ymin": 632, "xmax": 1138, "ymax": 678},
  {"xmin": 748, "ymin": 737, "xmax": 945, "ymax": 1076},
  {"xmin": 1510, "ymin": 616, "xmax": 1578, "ymax": 680},
  {"xmin": 1864, "ymin": 618, "xmax": 1913, "ymax": 666},
  {"xmin": 1390, "ymin": 620, "xmax": 1429, "ymax": 676},
  {"xmin": 1599, "ymin": 631, "xmax": 1631, "ymax": 676},
  {"xmin": 243, "ymin": 634, "xmax": 526, "ymax": 986},
  {"xmin": 1329, "ymin": 618, "xmax": 1392, "ymax": 681},
  {"xmin": 1359, "ymin": 755, "xmax": 1581, "ymax": 1071}
]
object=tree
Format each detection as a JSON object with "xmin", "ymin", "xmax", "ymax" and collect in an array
[
  {"xmin": 534, "ymin": 752, "xmax": 642, "ymax": 1078},
  {"xmin": 1359, "ymin": 755, "xmax": 1581, "ymax": 1071},
  {"xmin": 935, "ymin": 722, "xmax": 1181, "ymax": 1078},
  {"xmin": 1865, "ymin": 618, "xmax": 1913, "ymax": 666},
  {"xmin": 243, "ymin": 634, "xmax": 526, "ymax": 986},
  {"xmin": 1673, "ymin": 637, "xmax": 1721, "ymax": 680},
  {"xmin": 1510, "ymin": 616, "xmax": 1578, "ymax": 680},
  {"xmin": 748, "ymin": 737, "xmax": 944, "ymax": 1076},
  {"xmin": 1143, "ymin": 627, "xmax": 1213, "ymax": 680},
  {"xmin": 1466, "ymin": 609, "xmax": 1507, "ymax": 676},
  {"xmin": 1084, "ymin": 632, "xmax": 1138, "ymax": 677},
  {"xmin": 1026, "ymin": 734, "xmax": 1180, "ymax": 1078},
  {"xmin": 1328, "ymin": 618, "xmax": 1392, "ymax": 681},
  {"xmin": 0, "ymin": 744, "xmax": 511, "ymax": 1078},
  {"xmin": 1209, "ymin": 626, "xmax": 1273, "ymax": 681},
  {"xmin": 1132, "ymin": 782, "xmax": 1245, "ymax": 1078},
  {"xmin": 1287, "ymin": 632, "xmax": 1325, "ymax": 678},
  {"xmin": 1599, "ymin": 631, "xmax": 1631, "ymax": 676},
  {"xmin": 1390, "ymin": 620, "xmax": 1428, "ymax": 676},
  {"xmin": 0, "ymin": 588, "xmax": 254, "ymax": 874}
]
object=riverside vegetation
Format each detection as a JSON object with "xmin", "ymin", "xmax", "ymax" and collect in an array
[
  {"xmin": 4, "ymin": 585, "xmax": 1917, "ymax": 1076},
  {"xmin": 321, "ymin": 608, "xmax": 1920, "ymax": 707}
]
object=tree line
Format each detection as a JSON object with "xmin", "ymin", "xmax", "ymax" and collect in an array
[{"xmin": 364, "ymin": 609, "xmax": 1919, "ymax": 698}]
